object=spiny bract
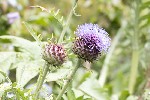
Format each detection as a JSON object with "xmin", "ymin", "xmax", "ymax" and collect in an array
[{"xmin": 43, "ymin": 43, "xmax": 66, "ymax": 66}]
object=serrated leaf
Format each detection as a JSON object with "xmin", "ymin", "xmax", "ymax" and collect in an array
[
  {"xmin": 30, "ymin": 5, "xmax": 49, "ymax": 12},
  {"xmin": 140, "ymin": 1, "xmax": 150, "ymax": 11},
  {"xmin": 76, "ymin": 72, "xmax": 91, "ymax": 87},
  {"xmin": 31, "ymin": 6, "xmax": 64, "ymax": 27},
  {"xmin": 72, "ymin": 88, "xmax": 86, "ymax": 99},
  {"xmin": 16, "ymin": 60, "xmax": 44, "ymax": 87},
  {"xmin": 140, "ymin": 14, "xmax": 150, "ymax": 22},
  {"xmin": 0, "ymin": 70, "xmax": 11, "ymax": 83},
  {"xmin": 37, "ymin": 34, "xmax": 42, "ymax": 41},
  {"xmin": 28, "ymin": 12, "xmax": 50, "ymax": 26},
  {"xmin": 72, "ymin": 3, "xmax": 81, "ymax": 17},
  {"xmin": 46, "ymin": 61, "xmax": 72, "ymax": 81},
  {"xmin": 0, "ymin": 52, "xmax": 18, "ymax": 82},
  {"xmin": 67, "ymin": 87, "xmax": 76, "ymax": 100},
  {"xmin": 46, "ymin": 68, "xmax": 71, "ymax": 82},
  {"xmin": 59, "ymin": 16, "xmax": 64, "ymax": 22},
  {"xmin": 76, "ymin": 96, "xmax": 84, "ymax": 100},
  {"xmin": 140, "ymin": 19, "xmax": 150, "ymax": 29},
  {"xmin": 54, "ymin": 9, "xmax": 60, "ymax": 16},
  {"xmin": 0, "ymin": 35, "xmax": 42, "ymax": 59},
  {"xmin": 0, "ymin": 52, "xmax": 17, "ymax": 72},
  {"xmin": 79, "ymin": 78, "xmax": 109, "ymax": 100},
  {"xmin": 23, "ymin": 22, "xmax": 42, "ymax": 47}
]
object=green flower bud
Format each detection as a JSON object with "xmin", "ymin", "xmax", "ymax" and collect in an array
[{"xmin": 43, "ymin": 43, "xmax": 66, "ymax": 66}]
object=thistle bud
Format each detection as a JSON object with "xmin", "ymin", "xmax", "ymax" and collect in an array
[
  {"xmin": 43, "ymin": 43, "xmax": 66, "ymax": 66},
  {"xmin": 72, "ymin": 23, "xmax": 111, "ymax": 62}
]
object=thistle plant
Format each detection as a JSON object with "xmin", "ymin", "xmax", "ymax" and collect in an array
[
  {"xmin": 34, "ymin": 43, "xmax": 67, "ymax": 99},
  {"xmin": 34, "ymin": 0, "xmax": 79, "ymax": 99},
  {"xmin": 56, "ymin": 23, "xmax": 111, "ymax": 100},
  {"xmin": 2, "ymin": 0, "xmax": 149, "ymax": 99}
]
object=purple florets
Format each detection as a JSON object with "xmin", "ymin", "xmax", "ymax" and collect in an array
[{"xmin": 72, "ymin": 23, "xmax": 111, "ymax": 62}]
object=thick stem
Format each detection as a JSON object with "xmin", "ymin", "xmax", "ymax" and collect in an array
[
  {"xmin": 56, "ymin": 59, "xmax": 81, "ymax": 100},
  {"xmin": 128, "ymin": 0, "xmax": 140, "ymax": 94},
  {"xmin": 58, "ymin": 0, "xmax": 78, "ymax": 43},
  {"xmin": 129, "ymin": 50, "xmax": 139, "ymax": 94},
  {"xmin": 34, "ymin": 62, "xmax": 49, "ymax": 99}
]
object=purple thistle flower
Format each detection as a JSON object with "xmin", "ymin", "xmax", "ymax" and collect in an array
[{"xmin": 72, "ymin": 23, "xmax": 111, "ymax": 62}]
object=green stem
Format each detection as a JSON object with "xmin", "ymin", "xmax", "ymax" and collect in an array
[
  {"xmin": 129, "ymin": 50, "xmax": 139, "ymax": 94},
  {"xmin": 58, "ymin": 0, "xmax": 78, "ymax": 43},
  {"xmin": 34, "ymin": 62, "xmax": 49, "ymax": 99},
  {"xmin": 98, "ymin": 27, "xmax": 125, "ymax": 87},
  {"xmin": 56, "ymin": 59, "xmax": 81, "ymax": 100},
  {"xmin": 128, "ymin": 0, "xmax": 140, "ymax": 94}
]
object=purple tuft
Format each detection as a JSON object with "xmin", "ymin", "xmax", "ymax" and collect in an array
[{"xmin": 73, "ymin": 23, "xmax": 111, "ymax": 62}]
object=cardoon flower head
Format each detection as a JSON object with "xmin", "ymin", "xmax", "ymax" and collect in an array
[
  {"xmin": 43, "ymin": 43, "xmax": 66, "ymax": 66},
  {"xmin": 72, "ymin": 23, "xmax": 111, "ymax": 62}
]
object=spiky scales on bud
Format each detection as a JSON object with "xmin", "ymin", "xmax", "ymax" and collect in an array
[{"xmin": 43, "ymin": 43, "xmax": 66, "ymax": 66}]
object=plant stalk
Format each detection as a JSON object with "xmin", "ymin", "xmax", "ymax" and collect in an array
[
  {"xmin": 128, "ymin": 0, "xmax": 140, "ymax": 94},
  {"xmin": 129, "ymin": 50, "xmax": 139, "ymax": 94},
  {"xmin": 58, "ymin": 0, "xmax": 78, "ymax": 43},
  {"xmin": 34, "ymin": 62, "xmax": 49, "ymax": 99},
  {"xmin": 98, "ymin": 27, "xmax": 124, "ymax": 87},
  {"xmin": 56, "ymin": 59, "xmax": 81, "ymax": 100}
]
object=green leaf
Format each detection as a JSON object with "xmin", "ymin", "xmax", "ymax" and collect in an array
[
  {"xmin": 76, "ymin": 96, "xmax": 84, "ymax": 100},
  {"xmin": 140, "ymin": 19, "xmax": 150, "ymax": 29},
  {"xmin": 28, "ymin": 12, "xmax": 50, "ymax": 26},
  {"xmin": 67, "ymin": 86, "xmax": 76, "ymax": 100},
  {"xmin": 0, "ymin": 52, "xmax": 36, "ymax": 71},
  {"xmin": 140, "ymin": 1, "xmax": 150, "ymax": 11},
  {"xmin": 126, "ymin": 96, "xmax": 138, "ymax": 100},
  {"xmin": 0, "ymin": 52, "xmax": 18, "ymax": 82},
  {"xmin": 76, "ymin": 72, "xmax": 91, "ymax": 87},
  {"xmin": 16, "ymin": 60, "xmax": 44, "ymax": 87},
  {"xmin": 0, "ymin": 70, "xmax": 11, "ymax": 83},
  {"xmin": 140, "ymin": 14, "xmax": 150, "ymax": 22},
  {"xmin": 72, "ymin": 88, "xmax": 85, "ymax": 99},
  {"xmin": 0, "ymin": 35, "xmax": 42, "ymax": 59},
  {"xmin": 0, "ymin": 52, "xmax": 17, "ymax": 71},
  {"xmin": 46, "ymin": 68, "xmax": 71, "ymax": 82},
  {"xmin": 23, "ymin": 22, "xmax": 42, "ymax": 47},
  {"xmin": 119, "ymin": 90, "xmax": 130, "ymax": 100},
  {"xmin": 30, "ymin": 5, "xmax": 65, "ymax": 27},
  {"xmin": 46, "ymin": 61, "xmax": 72, "ymax": 82},
  {"xmin": 79, "ymin": 78, "xmax": 109, "ymax": 100}
]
